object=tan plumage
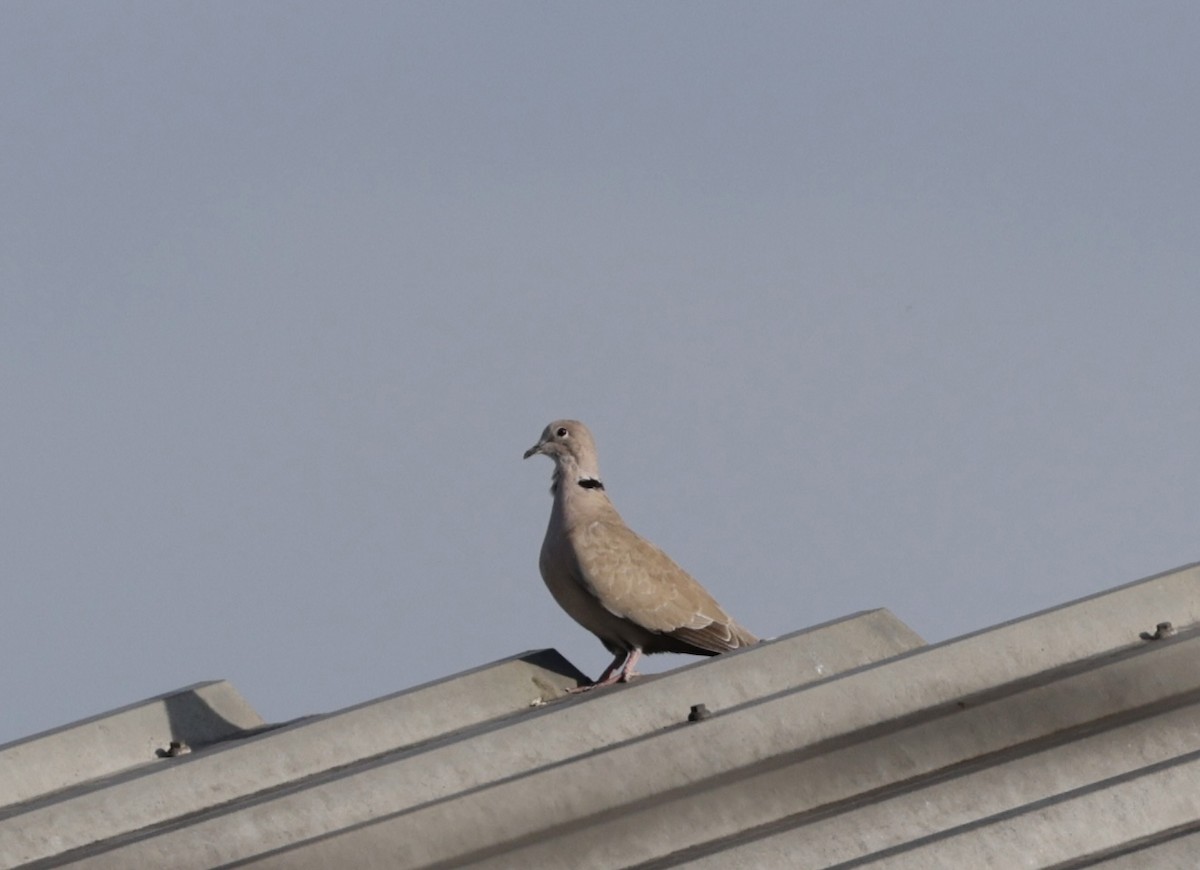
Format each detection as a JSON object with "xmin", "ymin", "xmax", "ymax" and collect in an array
[{"xmin": 524, "ymin": 420, "xmax": 757, "ymax": 688}]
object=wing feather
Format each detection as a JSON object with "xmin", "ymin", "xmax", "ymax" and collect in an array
[{"xmin": 570, "ymin": 519, "xmax": 756, "ymax": 653}]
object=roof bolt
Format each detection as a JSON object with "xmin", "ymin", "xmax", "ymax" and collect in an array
[
  {"xmin": 1140, "ymin": 621, "xmax": 1176, "ymax": 641},
  {"xmin": 156, "ymin": 740, "xmax": 191, "ymax": 758},
  {"xmin": 688, "ymin": 703, "xmax": 711, "ymax": 723}
]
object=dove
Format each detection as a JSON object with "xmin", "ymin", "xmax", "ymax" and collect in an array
[{"xmin": 524, "ymin": 420, "xmax": 758, "ymax": 689}]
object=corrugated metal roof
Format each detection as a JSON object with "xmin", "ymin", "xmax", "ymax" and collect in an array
[{"xmin": 3, "ymin": 563, "xmax": 1199, "ymax": 869}]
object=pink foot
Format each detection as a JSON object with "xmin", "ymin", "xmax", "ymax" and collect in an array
[
  {"xmin": 616, "ymin": 649, "xmax": 642, "ymax": 682},
  {"xmin": 570, "ymin": 649, "xmax": 640, "ymax": 692}
]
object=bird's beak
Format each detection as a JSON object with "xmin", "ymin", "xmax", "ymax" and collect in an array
[{"xmin": 523, "ymin": 441, "xmax": 544, "ymax": 460}]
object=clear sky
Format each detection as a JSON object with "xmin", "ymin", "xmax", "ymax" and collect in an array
[{"xmin": 2, "ymin": 2, "xmax": 1198, "ymax": 746}]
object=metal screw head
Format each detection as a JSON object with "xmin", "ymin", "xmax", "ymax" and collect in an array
[
  {"xmin": 1140, "ymin": 621, "xmax": 1176, "ymax": 641},
  {"xmin": 157, "ymin": 740, "xmax": 191, "ymax": 758}
]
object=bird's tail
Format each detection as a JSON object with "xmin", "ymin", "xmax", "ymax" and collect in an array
[{"xmin": 730, "ymin": 622, "xmax": 760, "ymax": 647}]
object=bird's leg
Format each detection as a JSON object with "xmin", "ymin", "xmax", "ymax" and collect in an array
[
  {"xmin": 593, "ymin": 650, "xmax": 630, "ymax": 686},
  {"xmin": 569, "ymin": 650, "xmax": 632, "ymax": 692},
  {"xmin": 616, "ymin": 649, "xmax": 642, "ymax": 682}
]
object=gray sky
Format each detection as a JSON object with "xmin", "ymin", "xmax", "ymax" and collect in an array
[{"xmin": 3, "ymin": 2, "xmax": 1198, "ymax": 746}]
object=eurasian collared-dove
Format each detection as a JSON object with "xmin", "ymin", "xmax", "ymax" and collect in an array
[{"xmin": 524, "ymin": 420, "xmax": 758, "ymax": 689}]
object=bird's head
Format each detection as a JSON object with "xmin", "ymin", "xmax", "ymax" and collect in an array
[{"xmin": 524, "ymin": 419, "xmax": 602, "ymax": 481}]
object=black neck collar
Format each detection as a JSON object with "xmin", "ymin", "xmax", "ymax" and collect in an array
[{"xmin": 577, "ymin": 477, "xmax": 605, "ymax": 491}]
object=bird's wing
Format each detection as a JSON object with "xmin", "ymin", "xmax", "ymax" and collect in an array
[{"xmin": 570, "ymin": 518, "xmax": 756, "ymax": 653}]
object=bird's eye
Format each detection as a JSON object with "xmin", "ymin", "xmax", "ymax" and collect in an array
[{"xmin": 556, "ymin": 427, "xmax": 569, "ymax": 437}]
